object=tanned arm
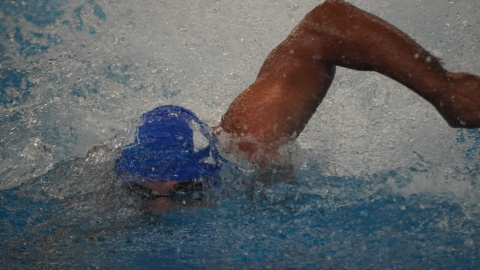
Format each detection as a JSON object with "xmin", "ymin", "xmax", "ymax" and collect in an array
[{"xmin": 220, "ymin": 0, "xmax": 480, "ymax": 166}]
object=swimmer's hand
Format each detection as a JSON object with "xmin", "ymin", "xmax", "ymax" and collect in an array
[{"xmin": 433, "ymin": 73, "xmax": 480, "ymax": 128}]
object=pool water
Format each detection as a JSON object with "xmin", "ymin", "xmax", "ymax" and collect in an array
[{"xmin": 1, "ymin": 0, "xmax": 480, "ymax": 268}]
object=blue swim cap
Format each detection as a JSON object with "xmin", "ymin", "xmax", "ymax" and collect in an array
[{"xmin": 115, "ymin": 105, "xmax": 223, "ymax": 183}]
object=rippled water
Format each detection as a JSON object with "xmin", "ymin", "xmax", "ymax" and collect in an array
[{"xmin": 1, "ymin": 0, "xmax": 480, "ymax": 268}]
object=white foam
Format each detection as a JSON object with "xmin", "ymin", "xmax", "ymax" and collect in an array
[
  {"xmin": 0, "ymin": 0, "xmax": 479, "ymax": 192},
  {"xmin": 190, "ymin": 120, "xmax": 209, "ymax": 152}
]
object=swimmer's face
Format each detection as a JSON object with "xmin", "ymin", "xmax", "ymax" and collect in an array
[
  {"xmin": 138, "ymin": 179, "xmax": 205, "ymax": 211},
  {"xmin": 140, "ymin": 179, "xmax": 204, "ymax": 196},
  {"xmin": 140, "ymin": 181, "xmax": 179, "ymax": 195}
]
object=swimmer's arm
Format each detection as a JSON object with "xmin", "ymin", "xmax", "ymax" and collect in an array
[
  {"xmin": 220, "ymin": 0, "xmax": 480, "ymax": 165},
  {"xmin": 298, "ymin": 0, "xmax": 480, "ymax": 128}
]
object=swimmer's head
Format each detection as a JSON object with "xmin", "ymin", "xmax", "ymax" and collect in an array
[{"xmin": 115, "ymin": 105, "xmax": 223, "ymax": 186}]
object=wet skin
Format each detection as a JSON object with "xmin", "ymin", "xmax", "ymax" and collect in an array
[
  {"xmin": 220, "ymin": 0, "xmax": 480, "ymax": 167},
  {"xmin": 146, "ymin": 0, "xmax": 480, "ymax": 208}
]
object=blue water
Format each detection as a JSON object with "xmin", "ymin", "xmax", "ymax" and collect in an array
[
  {"xmin": 2, "ymin": 154, "xmax": 480, "ymax": 269},
  {"xmin": 1, "ymin": 0, "xmax": 480, "ymax": 269}
]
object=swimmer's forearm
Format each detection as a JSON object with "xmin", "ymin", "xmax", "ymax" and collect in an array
[
  {"xmin": 283, "ymin": 0, "xmax": 480, "ymax": 128},
  {"xmin": 302, "ymin": 0, "xmax": 449, "ymax": 102},
  {"xmin": 221, "ymin": 0, "xmax": 480, "ymax": 166},
  {"xmin": 221, "ymin": 0, "xmax": 453, "ymax": 160}
]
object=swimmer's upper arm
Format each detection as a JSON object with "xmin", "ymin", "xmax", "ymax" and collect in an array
[
  {"xmin": 220, "ymin": 37, "xmax": 335, "ymax": 165},
  {"xmin": 221, "ymin": 15, "xmax": 336, "ymax": 136}
]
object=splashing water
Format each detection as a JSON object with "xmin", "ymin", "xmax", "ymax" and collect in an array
[{"xmin": 1, "ymin": 0, "xmax": 480, "ymax": 268}]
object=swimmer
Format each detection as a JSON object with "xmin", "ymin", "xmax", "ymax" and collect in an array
[{"xmin": 116, "ymin": 0, "xmax": 480, "ymax": 210}]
